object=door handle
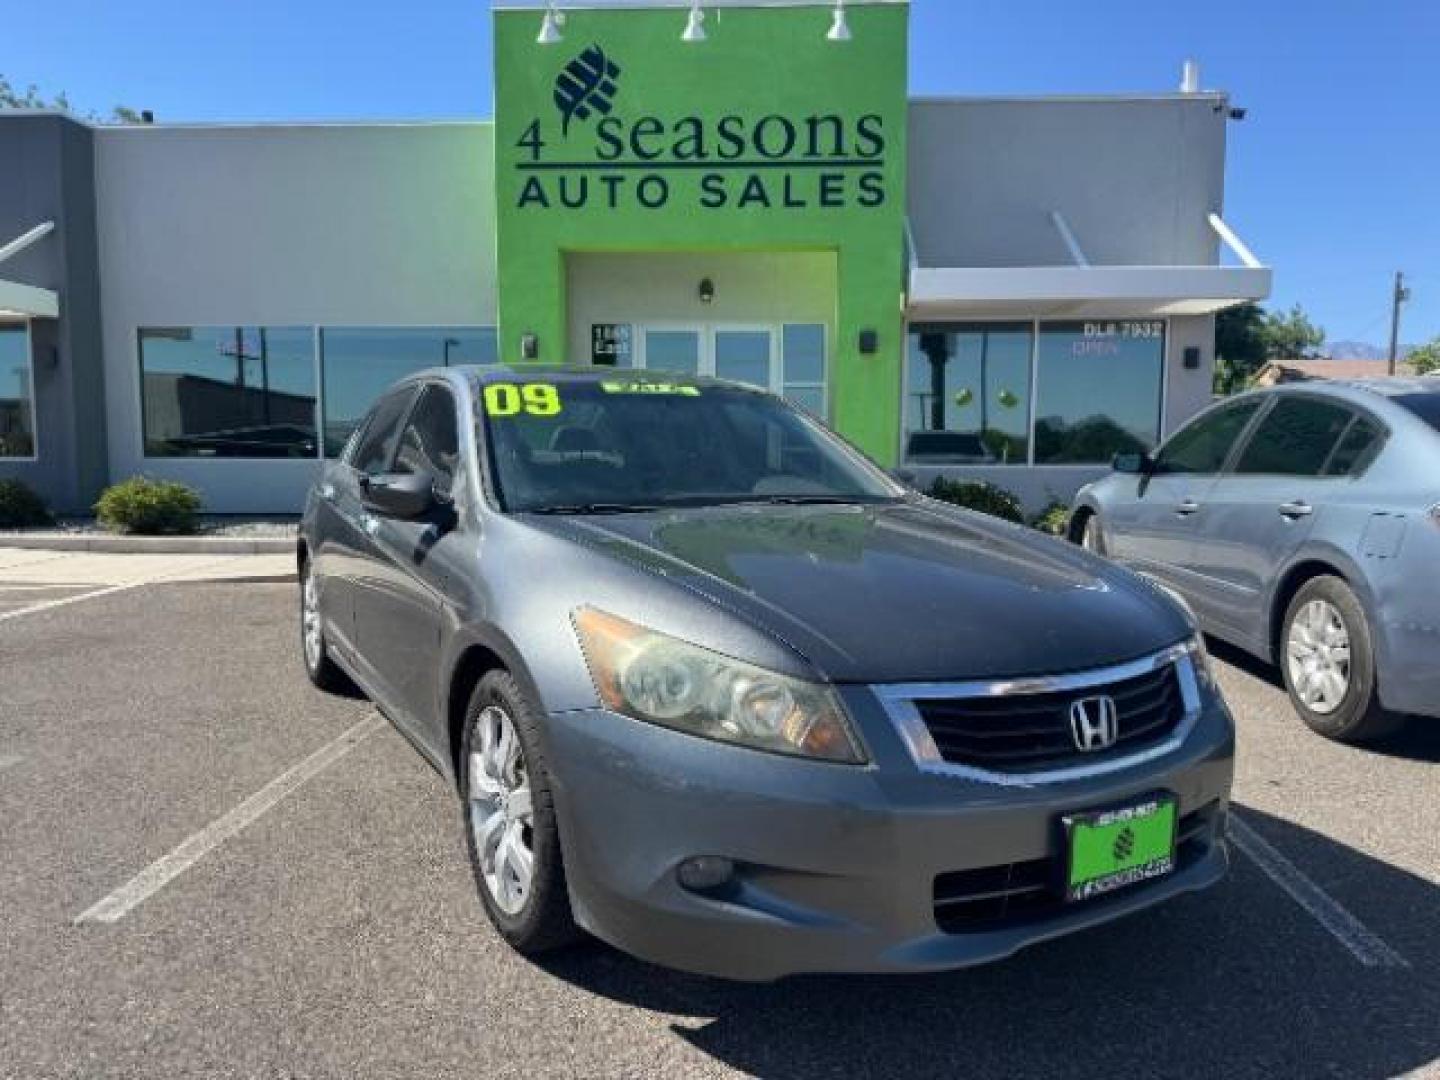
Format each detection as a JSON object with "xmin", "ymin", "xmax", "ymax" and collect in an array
[
  {"xmin": 362, "ymin": 513, "xmax": 381, "ymax": 536},
  {"xmin": 1176, "ymin": 500, "xmax": 1202, "ymax": 516},
  {"xmin": 1279, "ymin": 501, "xmax": 1314, "ymax": 520}
]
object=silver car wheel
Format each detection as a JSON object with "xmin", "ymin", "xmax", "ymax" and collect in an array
[
  {"xmin": 1286, "ymin": 598, "xmax": 1351, "ymax": 716},
  {"xmin": 468, "ymin": 705, "xmax": 535, "ymax": 917},
  {"xmin": 1081, "ymin": 516, "xmax": 1102, "ymax": 553},
  {"xmin": 301, "ymin": 568, "xmax": 323, "ymax": 671}
]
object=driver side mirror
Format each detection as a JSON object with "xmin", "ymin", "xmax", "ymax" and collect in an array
[
  {"xmin": 361, "ymin": 470, "xmax": 440, "ymax": 520},
  {"xmin": 1112, "ymin": 451, "xmax": 1155, "ymax": 476}
]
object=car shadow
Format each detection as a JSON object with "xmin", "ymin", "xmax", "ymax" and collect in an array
[
  {"xmin": 536, "ymin": 806, "xmax": 1439, "ymax": 1079},
  {"xmin": 1206, "ymin": 637, "xmax": 1440, "ymax": 764},
  {"xmin": 1207, "ymin": 635, "xmax": 1284, "ymax": 689}
]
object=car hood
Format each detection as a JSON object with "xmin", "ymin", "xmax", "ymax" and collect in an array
[{"xmin": 527, "ymin": 499, "xmax": 1191, "ymax": 683}]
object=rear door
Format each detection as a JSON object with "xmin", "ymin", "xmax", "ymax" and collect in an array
[
  {"xmin": 1107, "ymin": 396, "xmax": 1265, "ymax": 594},
  {"xmin": 1187, "ymin": 394, "xmax": 1374, "ymax": 647}
]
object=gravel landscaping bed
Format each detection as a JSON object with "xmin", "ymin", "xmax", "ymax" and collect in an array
[{"xmin": 0, "ymin": 516, "xmax": 299, "ymax": 539}]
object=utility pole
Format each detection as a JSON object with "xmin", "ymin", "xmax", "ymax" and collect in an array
[{"xmin": 1388, "ymin": 271, "xmax": 1411, "ymax": 375}]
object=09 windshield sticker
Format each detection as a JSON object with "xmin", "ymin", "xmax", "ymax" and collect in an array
[
  {"xmin": 483, "ymin": 382, "xmax": 563, "ymax": 418},
  {"xmin": 599, "ymin": 380, "xmax": 701, "ymax": 397}
]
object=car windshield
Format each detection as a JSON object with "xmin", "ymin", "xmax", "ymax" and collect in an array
[
  {"xmin": 1394, "ymin": 392, "xmax": 1440, "ymax": 435},
  {"xmin": 480, "ymin": 378, "xmax": 900, "ymax": 513}
]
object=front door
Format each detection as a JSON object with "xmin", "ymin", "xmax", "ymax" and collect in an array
[
  {"xmin": 1106, "ymin": 395, "xmax": 1266, "ymax": 600},
  {"xmin": 353, "ymin": 382, "xmax": 463, "ymax": 736}
]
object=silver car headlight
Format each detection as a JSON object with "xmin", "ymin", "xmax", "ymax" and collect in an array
[{"xmin": 572, "ymin": 607, "xmax": 867, "ymax": 765}]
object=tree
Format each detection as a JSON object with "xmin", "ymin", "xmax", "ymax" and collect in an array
[
  {"xmin": 0, "ymin": 73, "xmax": 140, "ymax": 123},
  {"xmin": 1214, "ymin": 302, "xmax": 1327, "ymax": 395},
  {"xmin": 1261, "ymin": 303, "xmax": 1325, "ymax": 361},
  {"xmin": 1214, "ymin": 301, "xmax": 1268, "ymax": 394},
  {"xmin": 1408, "ymin": 338, "xmax": 1440, "ymax": 376}
]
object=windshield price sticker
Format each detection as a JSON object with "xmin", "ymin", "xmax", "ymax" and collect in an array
[
  {"xmin": 483, "ymin": 383, "xmax": 564, "ymax": 418},
  {"xmin": 599, "ymin": 381, "xmax": 701, "ymax": 397}
]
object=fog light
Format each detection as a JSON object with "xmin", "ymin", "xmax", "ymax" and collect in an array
[{"xmin": 677, "ymin": 856, "xmax": 735, "ymax": 892}]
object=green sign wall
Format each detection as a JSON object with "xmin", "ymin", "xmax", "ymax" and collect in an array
[{"xmin": 494, "ymin": 1, "xmax": 910, "ymax": 462}]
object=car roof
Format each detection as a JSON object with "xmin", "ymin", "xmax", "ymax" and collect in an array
[{"xmin": 1246, "ymin": 377, "xmax": 1440, "ymax": 411}]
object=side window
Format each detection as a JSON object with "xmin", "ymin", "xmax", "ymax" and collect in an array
[
  {"xmin": 1323, "ymin": 416, "xmax": 1384, "ymax": 477},
  {"xmin": 1235, "ymin": 397, "xmax": 1353, "ymax": 477},
  {"xmin": 349, "ymin": 389, "xmax": 415, "ymax": 476},
  {"xmin": 393, "ymin": 385, "xmax": 462, "ymax": 497},
  {"xmin": 1156, "ymin": 399, "xmax": 1262, "ymax": 475}
]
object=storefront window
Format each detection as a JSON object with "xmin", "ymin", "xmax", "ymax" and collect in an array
[
  {"xmin": 320, "ymin": 327, "xmax": 497, "ymax": 455},
  {"xmin": 782, "ymin": 324, "xmax": 827, "ymax": 419},
  {"xmin": 904, "ymin": 324, "xmax": 1032, "ymax": 464},
  {"xmin": 1033, "ymin": 321, "xmax": 1165, "ymax": 464},
  {"xmin": 139, "ymin": 326, "xmax": 317, "ymax": 458},
  {"xmin": 0, "ymin": 324, "xmax": 36, "ymax": 458}
]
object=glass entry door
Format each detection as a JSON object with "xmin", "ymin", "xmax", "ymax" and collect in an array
[
  {"xmin": 631, "ymin": 323, "xmax": 827, "ymax": 419},
  {"xmin": 712, "ymin": 329, "xmax": 773, "ymax": 390},
  {"xmin": 640, "ymin": 328, "xmax": 703, "ymax": 376}
]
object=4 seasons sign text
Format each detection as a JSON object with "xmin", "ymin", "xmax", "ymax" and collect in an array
[{"xmin": 514, "ymin": 45, "xmax": 890, "ymax": 213}]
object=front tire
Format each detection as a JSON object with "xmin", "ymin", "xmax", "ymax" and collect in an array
[
  {"xmin": 1280, "ymin": 576, "xmax": 1400, "ymax": 743},
  {"xmin": 1078, "ymin": 511, "xmax": 1106, "ymax": 556},
  {"xmin": 460, "ymin": 671, "xmax": 580, "ymax": 955}
]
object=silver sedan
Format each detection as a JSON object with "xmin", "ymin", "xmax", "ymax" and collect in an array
[{"xmin": 1073, "ymin": 377, "xmax": 1440, "ymax": 743}]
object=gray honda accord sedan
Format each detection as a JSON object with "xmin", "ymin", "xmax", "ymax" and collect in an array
[{"xmin": 298, "ymin": 366, "xmax": 1233, "ymax": 980}]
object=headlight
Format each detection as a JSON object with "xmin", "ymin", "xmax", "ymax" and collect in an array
[{"xmin": 572, "ymin": 608, "xmax": 867, "ymax": 765}]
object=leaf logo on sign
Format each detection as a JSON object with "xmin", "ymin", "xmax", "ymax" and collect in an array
[{"xmin": 554, "ymin": 45, "xmax": 621, "ymax": 135}]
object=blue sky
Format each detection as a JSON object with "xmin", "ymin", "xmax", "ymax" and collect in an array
[{"xmin": 6, "ymin": 0, "xmax": 1438, "ymax": 347}]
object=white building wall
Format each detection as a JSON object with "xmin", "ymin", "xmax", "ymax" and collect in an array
[
  {"xmin": 907, "ymin": 96, "xmax": 1229, "ymax": 269},
  {"xmin": 93, "ymin": 122, "xmax": 497, "ymax": 513}
]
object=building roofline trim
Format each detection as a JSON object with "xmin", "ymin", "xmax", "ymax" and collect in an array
[{"xmin": 908, "ymin": 92, "xmax": 1230, "ymax": 106}]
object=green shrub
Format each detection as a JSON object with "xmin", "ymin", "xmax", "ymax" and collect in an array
[
  {"xmin": 926, "ymin": 478, "xmax": 1025, "ymax": 524},
  {"xmin": 1031, "ymin": 501, "xmax": 1071, "ymax": 537},
  {"xmin": 95, "ymin": 476, "xmax": 202, "ymax": 535},
  {"xmin": 0, "ymin": 479, "xmax": 53, "ymax": 528}
]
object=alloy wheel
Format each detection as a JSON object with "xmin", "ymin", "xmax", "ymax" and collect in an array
[
  {"xmin": 301, "ymin": 568, "xmax": 323, "ymax": 671},
  {"xmin": 468, "ymin": 705, "xmax": 535, "ymax": 916},
  {"xmin": 1286, "ymin": 598, "xmax": 1351, "ymax": 715}
]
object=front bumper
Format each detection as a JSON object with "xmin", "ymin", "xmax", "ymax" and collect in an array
[{"xmin": 544, "ymin": 687, "xmax": 1234, "ymax": 982}]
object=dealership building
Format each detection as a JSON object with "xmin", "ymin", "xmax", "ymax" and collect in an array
[{"xmin": 0, "ymin": 0, "xmax": 1270, "ymax": 514}]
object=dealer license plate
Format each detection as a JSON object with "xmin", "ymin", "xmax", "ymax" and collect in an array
[{"xmin": 1064, "ymin": 795, "xmax": 1177, "ymax": 903}]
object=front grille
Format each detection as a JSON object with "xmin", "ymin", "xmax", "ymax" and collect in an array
[
  {"xmin": 914, "ymin": 661, "xmax": 1185, "ymax": 774},
  {"xmin": 932, "ymin": 803, "xmax": 1218, "ymax": 934}
]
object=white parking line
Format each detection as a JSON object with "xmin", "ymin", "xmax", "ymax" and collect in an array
[
  {"xmin": 0, "ymin": 557, "xmax": 241, "ymax": 624},
  {"xmin": 75, "ymin": 716, "xmax": 385, "ymax": 925},
  {"xmin": 0, "ymin": 582, "xmax": 145, "ymax": 624},
  {"xmin": 1229, "ymin": 815, "xmax": 1410, "ymax": 969}
]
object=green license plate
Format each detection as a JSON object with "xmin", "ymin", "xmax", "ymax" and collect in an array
[{"xmin": 1064, "ymin": 796, "xmax": 1177, "ymax": 902}]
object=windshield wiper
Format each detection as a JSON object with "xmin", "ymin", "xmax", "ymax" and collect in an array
[{"xmin": 525, "ymin": 503, "xmax": 662, "ymax": 516}]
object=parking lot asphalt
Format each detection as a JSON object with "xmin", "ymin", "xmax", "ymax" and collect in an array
[{"xmin": 1, "ymin": 572, "xmax": 1437, "ymax": 1079}]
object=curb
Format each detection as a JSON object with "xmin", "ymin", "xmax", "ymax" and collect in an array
[{"xmin": 0, "ymin": 534, "xmax": 295, "ymax": 555}]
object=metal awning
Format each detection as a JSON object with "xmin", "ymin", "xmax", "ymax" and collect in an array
[
  {"xmin": 907, "ymin": 212, "xmax": 1271, "ymax": 320},
  {"xmin": 0, "ymin": 221, "xmax": 60, "ymax": 320},
  {"xmin": 908, "ymin": 264, "xmax": 1272, "ymax": 320},
  {"xmin": 0, "ymin": 279, "xmax": 59, "ymax": 320}
]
